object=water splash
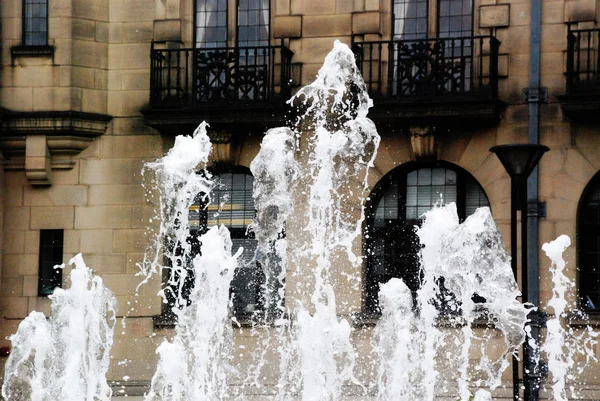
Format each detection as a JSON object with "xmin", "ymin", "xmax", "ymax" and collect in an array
[
  {"xmin": 142, "ymin": 124, "xmax": 243, "ymax": 400},
  {"xmin": 542, "ymin": 235, "xmax": 598, "ymax": 401},
  {"xmin": 375, "ymin": 204, "xmax": 529, "ymax": 401},
  {"xmin": 2, "ymin": 254, "xmax": 116, "ymax": 401},
  {"xmin": 290, "ymin": 40, "xmax": 379, "ymax": 400}
]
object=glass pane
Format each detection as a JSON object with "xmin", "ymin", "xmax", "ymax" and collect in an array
[{"xmin": 418, "ymin": 168, "xmax": 431, "ymax": 185}]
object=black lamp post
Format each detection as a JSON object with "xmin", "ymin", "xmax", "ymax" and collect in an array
[{"xmin": 490, "ymin": 144, "xmax": 549, "ymax": 401}]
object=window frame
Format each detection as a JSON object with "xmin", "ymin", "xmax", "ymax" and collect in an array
[
  {"xmin": 194, "ymin": 0, "xmax": 272, "ymax": 48},
  {"xmin": 160, "ymin": 165, "xmax": 265, "ymax": 321},
  {"xmin": 22, "ymin": 0, "xmax": 49, "ymax": 47},
  {"xmin": 392, "ymin": 0, "xmax": 475, "ymax": 40},
  {"xmin": 577, "ymin": 172, "xmax": 600, "ymax": 313},
  {"xmin": 362, "ymin": 161, "xmax": 490, "ymax": 314},
  {"xmin": 38, "ymin": 229, "xmax": 64, "ymax": 297}
]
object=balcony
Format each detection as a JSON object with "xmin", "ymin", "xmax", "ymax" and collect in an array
[
  {"xmin": 352, "ymin": 35, "xmax": 504, "ymax": 126},
  {"xmin": 559, "ymin": 28, "xmax": 600, "ymax": 120},
  {"xmin": 143, "ymin": 42, "xmax": 294, "ymax": 133}
]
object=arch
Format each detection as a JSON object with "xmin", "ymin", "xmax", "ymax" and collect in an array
[
  {"xmin": 363, "ymin": 160, "xmax": 490, "ymax": 314},
  {"xmin": 577, "ymin": 171, "xmax": 600, "ymax": 311}
]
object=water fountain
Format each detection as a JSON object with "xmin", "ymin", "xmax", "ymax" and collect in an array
[{"xmin": 2, "ymin": 41, "xmax": 598, "ymax": 401}]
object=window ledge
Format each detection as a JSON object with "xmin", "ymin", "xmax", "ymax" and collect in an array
[
  {"xmin": 153, "ymin": 314, "xmax": 263, "ymax": 329},
  {"xmin": 351, "ymin": 310, "xmax": 494, "ymax": 329},
  {"xmin": 11, "ymin": 45, "xmax": 54, "ymax": 59},
  {"xmin": 566, "ymin": 310, "xmax": 600, "ymax": 327}
]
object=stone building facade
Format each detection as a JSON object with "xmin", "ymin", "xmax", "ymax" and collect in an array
[{"xmin": 1, "ymin": 0, "xmax": 600, "ymax": 399}]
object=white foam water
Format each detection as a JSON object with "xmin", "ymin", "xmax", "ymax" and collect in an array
[{"xmin": 2, "ymin": 254, "xmax": 116, "ymax": 401}]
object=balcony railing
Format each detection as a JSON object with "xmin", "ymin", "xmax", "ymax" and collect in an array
[
  {"xmin": 150, "ymin": 42, "xmax": 293, "ymax": 109},
  {"xmin": 566, "ymin": 28, "xmax": 600, "ymax": 96},
  {"xmin": 352, "ymin": 35, "xmax": 500, "ymax": 101}
]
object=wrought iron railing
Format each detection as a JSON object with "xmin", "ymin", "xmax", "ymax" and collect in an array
[
  {"xmin": 566, "ymin": 28, "xmax": 600, "ymax": 96},
  {"xmin": 150, "ymin": 42, "xmax": 293, "ymax": 109},
  {"xmin": 352, "ymin": 35, "xmax": 500, "ymax": 100}
]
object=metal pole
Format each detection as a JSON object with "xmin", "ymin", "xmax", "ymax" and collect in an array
[{"xmin": 511, "ymin": 178, "xmax": 520, "ymax": 401}]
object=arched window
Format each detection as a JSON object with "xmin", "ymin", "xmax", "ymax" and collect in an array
[
  {"xmin": 363, "ymin": 162, "xmax": 490, "ymax": 314},
  {"xmin": 578, "ymin": 173, "xmax": 600, "ymax": 311},
  {"xmin": 187, "ymin": 168, "xmax": 261, "ymax": 317}
]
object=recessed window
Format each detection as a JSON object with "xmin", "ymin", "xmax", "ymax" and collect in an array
[
  {"xmin": 38, "ymin": 229, "xmax": 64, "ymax": 296},
  {"xmin": 364, "ymin": 163, "xmax": 489, "ymax": 314},
  {"xmin": 164, "ymin": 168, "xmax": 269, "ymax": 319},
  {"xmin": 578, "ymin": 174, "xmax": 600, "ymax": 311},
  {"xmin": 23, "ymin": 0, "xmax": 49, "ymax": 46}
]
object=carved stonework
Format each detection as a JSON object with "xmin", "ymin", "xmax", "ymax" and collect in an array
[
  {"xmin": 409, "ymin": 124, "xmax": 437, "ymax": 160},
  {"xmin": 208, "ymin": 131, "xmax": 233, "ymax": 164},
  {"xmin": 0, "ymin": 110, "xmax": 111, "ymax": 185}
]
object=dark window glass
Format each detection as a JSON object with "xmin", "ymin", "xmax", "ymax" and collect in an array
[
  {"xmin": 170, "ymin": 170, "xmax": 262, "ymax": 318},
  {"xmin": 364, "ymin": 164, "xmax": 489, "ymax": 314},
  {"xmin": 38, "ymin": 230, "xmax": 64, "ymax": 296},
  {"xmin": 23, "ymin": 0, "xmax": 48, "ymax": 46},
  {"xmin": 438, "ymin": 0, "xmax": 473, "ymax": 38},
  {"xmin": 579, "ymin": 177, "xmax": 600, "ymax": 311},
  {"xmin": 195, "ymin": 0, "xmax": 228, "ymax": 47},
  {"xmin": 237, "ymin": 0, "xmax": 270, "ymax": 47},
  {"xmin": 393, "ymin": 0, "xmax": 428, "ymax": 40}
]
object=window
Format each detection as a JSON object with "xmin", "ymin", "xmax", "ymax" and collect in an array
[
  {"xmin": 23, "ymin": 0, "xmax": 49, "ymax": 46},
  {"xmin": 578, "ymin": 173, "xmax": 600, "ymax": 311},
  {"xmin": 363, "ymin": 162, "xmax": 489, "ymax": 314},
  {"xmin": 164, "ymin": 168, "xmax": 263, "ymax": 318},
  {"xmin": 195, "ymin": 0, "xmax": 270, "ymax": 47},
  {"xmin": 393, "ymin": 0, "xmax": 473, "ymax": 39},
  {"xmin": 38, "ymin": 229, "xmax": 64, "ymax": 296}
]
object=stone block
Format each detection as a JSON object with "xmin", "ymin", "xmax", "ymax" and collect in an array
[
  {"xmin": 3, "ymin": 17, "xmax": 20, "ymax": 40},
  {"xmin": 100, "ymin": 136, "xmax": 162, "ymax": 159},
  {"xmin": 4, "ymin": 230, "xmax": 25, "ymax": 254},
  {"xmin": 5, "ymin": 184, "xmax": 24, "ymax": 207},
  {"xmin": 132, "ymin": 205, "xmax": 156, "ymax": 229},
  {"xmin": 72, "ymin": 40, "xmax": 109, "ymax": 69},
  {"xmin": 113, "ymin": 229, "xmax": 148, "ymax": 252},
  {"xmin": 152, "ymin": 19, "xmax": 182, "ymax": 42},
  {"xmin": 23, "ymin": 275, "xmax": 38, "ymax": 297},
  {"xmin": 541, "ymin": 24, "xmax": 568, "ymax": 53},
  {"xmin": 2, "ymin": 254, "xmax": 38, "ymax": 277},
  {"xmin": 74, "ymin": 205, "xmax": 133, "ymax": 229},
  {"xmin": 102, "ymin": 274, "xmax": 143, "ymax": 296},
  {"xmin": 2, "ymin": 277, "xmax": 24, "ymax": 297},
  {"xmin": 88, "ymin": 185, "xmax": 145, "ymax": 206},
  {"xmin": 73, "ymin": 0, "xmax": 108, "ymax": 21},
  {"xmin": 72, "ymin": 18, "xmax": 97, "ymax": 40},
  {"xmin": 0, "ymin": 87, "xmax": 33, "ymax": 111},
  {"xmin": 303, "ymin": 15, "xmax": 352, "ymax": 38},
  {"xmin": 564, "ymin": 0, "xmax": 597, "ymax": 22},
  {"xmin": 299, "ymin": 37, "xmax": 352, "ymax": 64},
  {"xmin": 273, "ymin": 16, "xmax": 302, "ymax": 38},
  {"xmin": 123, "ymin": 21, "xmax": 154, "ymax": 43},
  {"xmin": 30, "ymin": 206, "xmax": 75, "ymax": 229},
  {"xmin": 109, "ymin": 23, "xmax": 123, "ymax": 43},
  {"xmin": 81, "ymin": 88, "xmax": 108, "ymax": 114},
  {"xmin": 27, "ymin": 296, "xmax": 52, "ymax": 316},
  {"xmin": 23, "ymin": 185, "xmax": 88, "ymax": 206},
  {"xmin": 543, "ymin": 1, "xmax": 565, "ymax": 24},
  {"xmin": 122, "ymin": 0, "xmax": 156, "ymax": 22},
  {"xmin": 365, "ymin": 0, "xmax": 379, "ymax": 11},
  {"xmin": 5, "ymin": 207, "xmax": 31, "ymax": 231},
  {"xmin": 121, "ymin": 70, "xmax": 150, "ymax": 91},
  {"xmin": 1, "ymin": 297, "xmax": 28, "ymax": 319},
  {"xmin": 96, "ymin": 21, "xmax": 109, "ymax": 43},
  {"xmin": 107, "ymin": 89, "xmax": 149, "ymax": 117},
  {"xmin": 290, "ymin": 0, "xmax": 302, "ymax": 14},
  {"xmin": 300, "ymin": 0, "xmax": 335, "ymax": 15},
  {"xmin": 62, "ymin": 230, "xmax": 81, "ymax": 253},
  {"xmin": 352, "ymin": 11, "xmax": 381, "ymax": 34},
  {"xmin": 81, "ymin": 229, "xmax": 114, "ymax": 253},
  {"xmin": 276, "ymin": 0, "xmax": 291, "ymax": 15},
  {"xmin": 80, "ymin": 159, "xmax": 144, "ymax": 185},
  {"xmin": 480, "ymin": 4, "xmax": 510, "ymax": 28},
  {"xmin": 337, "ymin": 0, "xmax": 354, "ymax": 13},
  {"xmin": 85, "ymin": 253, "xmax": 127, "ymax": 273},
  {"xmin": 126, "ymin": 253, "xmax": 145, "ymax": 273}
]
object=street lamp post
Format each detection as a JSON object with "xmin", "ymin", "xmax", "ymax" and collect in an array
[{"xmin": 490, "ymin": 144, "xmax": 549, "ymax": 401}]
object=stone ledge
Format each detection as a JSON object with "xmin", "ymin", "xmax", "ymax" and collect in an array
[{"xmin": 0, "ymin": 109, "xmax": 112, "ymax": 185}]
